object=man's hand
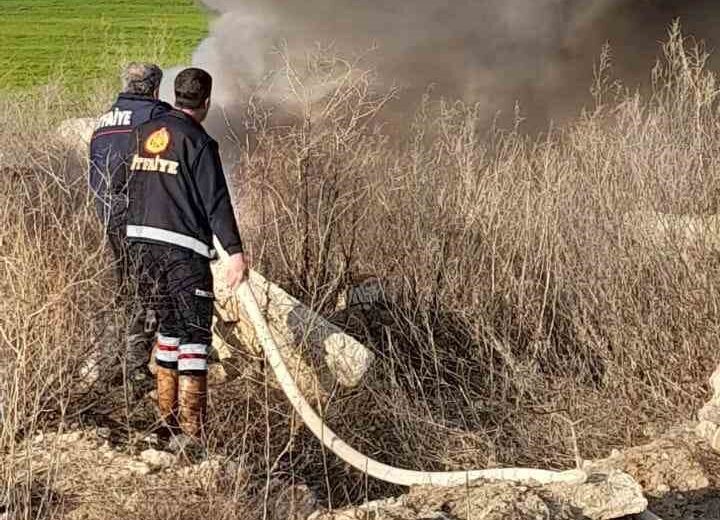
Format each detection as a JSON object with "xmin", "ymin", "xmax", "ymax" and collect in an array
[{"xmin": 226, "ymin": 252, "xmax": 249, "ymax": 290}]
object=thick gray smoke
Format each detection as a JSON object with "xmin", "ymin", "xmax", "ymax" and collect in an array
[{"xmin": 163, "ymin": 0, "xmax": 720, "ymax": 139}]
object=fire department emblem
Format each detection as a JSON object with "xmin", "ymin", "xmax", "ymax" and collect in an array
[{"xmin": 144, "ymin": 127, "xmax": 171, "ymax": 154}]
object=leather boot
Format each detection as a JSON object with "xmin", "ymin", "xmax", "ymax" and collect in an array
[
  {"xmin": 156, "ymin": 367, "xmax": 179, "ymax": 426},
  {"xmin": 178, "ymin": 374, "xmax": 207, "ymax": 440}
]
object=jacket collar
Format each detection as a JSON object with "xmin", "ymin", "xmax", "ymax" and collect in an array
[
  {"xmin": 168, "ymin": 108, "xmax": 205, "ymax": 129},
  {"xmin": 117, "ymin": 92, "xmax": 158, "ymax": 103}
]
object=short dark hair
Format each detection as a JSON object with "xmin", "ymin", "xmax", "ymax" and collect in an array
[{"xmin": 174, "ymin": 68, "xmax": 212, "ymax": 109}]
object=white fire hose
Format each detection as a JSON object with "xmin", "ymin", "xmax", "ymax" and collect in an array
[
  {"xmin": 236, "ymin": 281, "xmax": 585, "ymax": 487},
  {"xmin": 237, "ymin": 281, "xmax": 664, "ymax": 518}
]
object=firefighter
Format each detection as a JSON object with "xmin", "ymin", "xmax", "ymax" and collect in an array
[
  {"xmin": 88, "ymin": 63, "xmax": 172, "ymax": 385},
  {"xmin": 124, "ymin": 67, "xmax": 248, "ymax": 441}
]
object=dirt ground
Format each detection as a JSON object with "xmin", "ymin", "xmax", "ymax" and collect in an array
[
  {"xmin": 5, "ymin": 420, "xmax": 720, "ymax": 520},
  {"xmin": 602, "ymin": 425, "xmax": 720, "ymax": 519}
]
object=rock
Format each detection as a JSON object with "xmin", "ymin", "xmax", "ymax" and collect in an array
[
  {"xmin": 56, "ymin": 117, "xmax": 96, "ymax": 155},
  {"xmin": 141, "ymin": 433, "xmax": 159, "ymax": 446},
  {"xmin": 546, "ymin": 470, "xmax": 647, "ymax": 520},
  {"xmin": 696, "ymin": 420, "xmax": 720, "ymax": 451},
  {"xmin": 310, "ymin": 471, "xmax": 646, "ymax": 520},
  {"xmin": 211, "ymin": 241, "xmax": 374, "ymax": 390},
  {"xmin": 79, "ymin": 318, "xmax": 124, "ymax": 390},
  {"xmin": 587, "ymin": 437, "xmax": 710, "ymax": 494},
  {"xmin": 125, "ymin": 460, "xmax": 152, "ymax": 476},
  {"xmin": 697, "ymin": 363, "xmax": 720, "ymax": 451},
  {"xmin": 270, "ymin": 484, "xmax": 318, "ymax": 520},
  {"xmin": 167, "ymin": 434, "xmax": 204, "ymax": 457},
  {"xmin": 140, "ymin": 449, "xmax": 176, "ymax": 469},
  {"xmin": 709, "ymin": 363, "xmax": 720, "ymax": 401},
  {"xmin": 77, "ymin": 352, "xmax": 101, "ymax": 390},
  {"xmin": 58, "ymin": 431, "xmax": 83, "ymax": 444},
  {"xmin": 698, "ymin": 402, "xmax": 720, "ymax": 424},
  {"xmin": 208, "ymin": 363, "xmax": 228, "ymax": 386}
]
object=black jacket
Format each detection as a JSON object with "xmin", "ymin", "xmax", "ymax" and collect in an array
[
  {"xmin": 89, "ymin": 93, "xmax": 172, "ymax": 225},
  {"xmin": 124, "ymin": 109, "xmax": 244, "ymax": 259}
]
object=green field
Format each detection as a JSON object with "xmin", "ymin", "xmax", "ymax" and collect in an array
[{"xmin": 0, "ymin": 0, "xmax": 209, "ymax": 91}]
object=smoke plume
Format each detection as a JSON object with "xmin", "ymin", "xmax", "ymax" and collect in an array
[{"xmin": 163, "ymin": 0, "xmax": 720, "ymax": 140}]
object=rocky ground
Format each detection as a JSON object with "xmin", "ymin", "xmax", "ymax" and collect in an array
[
  {"xmin": 588, "ymin": 426, "xmax": 720, "ymax": 519},
  {"xmin": 0, "ymin": 425, "xmax": 316, "ymax": 520},
  {"xmin": 309, "ymin": 424, "xmax": 720, "ymax": 520},
  {"xmin": 3, "ymin": 421, "xmax": 720, "ymax": 520}
]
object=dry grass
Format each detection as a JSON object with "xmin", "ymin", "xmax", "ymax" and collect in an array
[
  {"xmin": 237, "ymin": 24, "xmax": 720, "ymax": 501},
  {"xmin": 3, "ymin": 23, "xmax": 720, "ymax": 517}
]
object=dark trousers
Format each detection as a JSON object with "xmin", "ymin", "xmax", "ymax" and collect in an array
[
  {"xmin": 127, "ymin": 242, "xmax": 213, "ymax": 375},
  {"xmin": 108, "ymin": 226, "xmax": 131, "ymax": 294},
  {"xmin": 107, "ymin": 227, "xmax": 157, "ymax": 372}
]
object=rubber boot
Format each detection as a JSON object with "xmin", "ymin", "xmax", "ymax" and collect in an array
[
  {"xmin": 178, "ymin": 374, "xmax": 207, "ymax": 441},
  {"xmin": 156, "ymin": 367, "xmax": 179, "ymax": 427}
]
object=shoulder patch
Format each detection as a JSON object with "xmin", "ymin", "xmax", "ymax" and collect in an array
[{"xmin": 144, "ymin": 127, "xmax": 171, "ymax": 154}]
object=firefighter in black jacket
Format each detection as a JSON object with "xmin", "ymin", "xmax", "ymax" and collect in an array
[
  {"xmin": 88, "ymin": 63, "xmax": 172, "ymax": 384},
  {"xmin": 124, "ymin": 68, "xmax": 248, "ymax": 440}
]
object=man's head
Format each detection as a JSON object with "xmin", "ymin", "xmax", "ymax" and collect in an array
[
  {"xmin": 174, "ymin": 68, "xmax": 213, "ymax": 123},
  {"xmin": 121, "ymin": 62, "xmax": 163, "ymax": 99}
]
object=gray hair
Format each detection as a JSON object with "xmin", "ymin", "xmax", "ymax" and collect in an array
[{"xmin": 121, "ymin": 62, "xmax": 163, "ymax": 96}]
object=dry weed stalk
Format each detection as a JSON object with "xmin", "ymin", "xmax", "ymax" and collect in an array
[{"xmin": 2, "ymin": 26, "xmax": 720, "ymax": 515}]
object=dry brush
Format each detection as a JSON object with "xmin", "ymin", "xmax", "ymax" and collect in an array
[{"xmin": 1, "ymin": 25, "xmax": 719, "ymax": 517}]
